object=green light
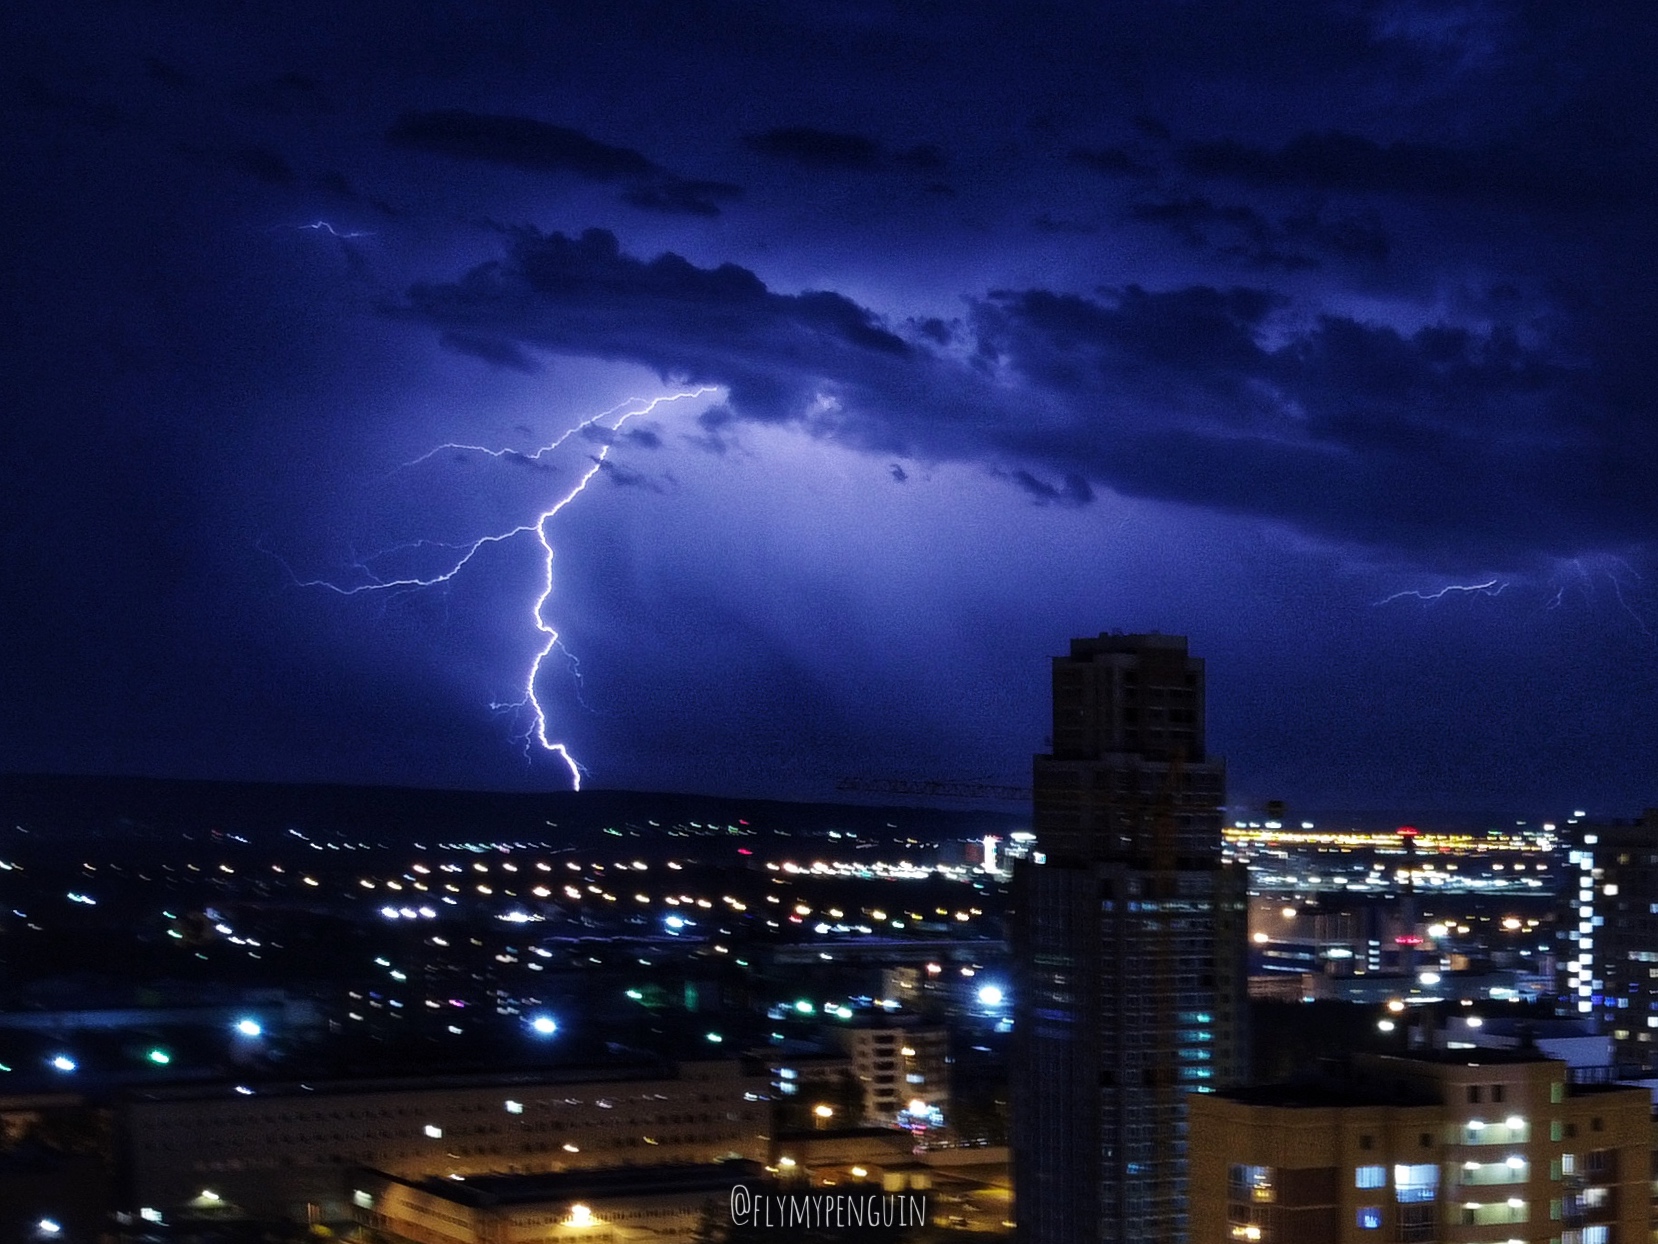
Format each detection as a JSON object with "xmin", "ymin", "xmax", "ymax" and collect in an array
[
  {"xmin": 626, "ymin": 989, "xmax": 643, "ymax": 1001},
  {"xmin": 794, "ymin": 1000, "xmax": 814, "ymax": 1014},
  {"xmin": 147, "ymin": 1048, "xmax": 171, "ymax": 1065}
]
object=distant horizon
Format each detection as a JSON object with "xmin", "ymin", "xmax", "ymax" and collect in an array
[{"xmin": 1, "ymin": 767, "xmax": 1639, "ymax": 832}]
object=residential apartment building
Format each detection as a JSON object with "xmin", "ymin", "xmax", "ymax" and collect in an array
[{"xmin": 1189, "ymin": 1049, "xmax": 1650, "ymax": 1244}]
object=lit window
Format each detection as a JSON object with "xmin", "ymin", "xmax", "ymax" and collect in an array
[
  {"xmin": 1394, "ymin": 1164, "xmax": 1438, "ymax": 1203},
  {"xmin": 1357, "ymin": 1207, "xmax": 1382, "ymax": 1230},
  {"xmin": 1228, "ymin": 1164, "xmax": 1275, "ymax": 1204},
  {"xmin": 1356, "ymin": 1165, "xmax": 1386, "ymax": 1189}
]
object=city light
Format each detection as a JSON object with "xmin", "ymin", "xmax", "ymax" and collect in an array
[
  {"xmin": 529, "ymin": 1015, "xmax": 558, "ymax": 1036},
  {"xmin": 147, "ymin": 1047, "xmax": 171, "ymax": 1065},
  {"xmin": 977, "ymin": 984, "xmax": 1005, "ymax": 1007},
  {"xmin": 566, "ymin": 1204, "xmax": 596, "ymax": 1228},
  {"xmin": 234, "ymin": 1018, "xmax": 262, "ymax": 1038},
  {"xmin": 49, "ymin": 1055, "xmax": 76, "ymax": 1072}
]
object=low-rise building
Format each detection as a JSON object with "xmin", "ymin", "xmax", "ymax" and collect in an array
[
  {"xmin": 835, "ymin": 1015, "xmax": 949, "ymax": 1127},
  {"xmin": 353, "ymin": 1160, "xmax": 765, "ymax": 1244},
  {"xmin": 1189, "ymin": 1049, "xmax": 1650, "ymax": 1244},
  {"xmin": 122, "ymin": 1057, "xmax": 770, "ymax": 1222}
]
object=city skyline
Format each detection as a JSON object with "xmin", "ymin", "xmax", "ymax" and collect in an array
[{"xmin": 5, "ymin": 3, "xmax": 1657, "ymax": 813}]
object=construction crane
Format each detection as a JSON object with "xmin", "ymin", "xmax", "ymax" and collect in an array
[{"xmin": 835, "ymin": 777, "xmax": 1032, "ymax": 801}]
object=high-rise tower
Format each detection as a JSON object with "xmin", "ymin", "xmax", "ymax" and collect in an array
[{"xmin": 1013, "ymin": 633, "xmax": 1248, "ymax": 1244}]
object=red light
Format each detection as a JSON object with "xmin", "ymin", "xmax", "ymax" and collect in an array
[
  {"xmin": 1397, "ymin": 826, "xmax": 1419, "ymax": 837},
  {"xmin": 1395, "ymin": 935, "xmax": 1423, "ymax": 945},
  {"xmin": 737, "ymin": 848, "xmax": 752, "ymax": 856}
]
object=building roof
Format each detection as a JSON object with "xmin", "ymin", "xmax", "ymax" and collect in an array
[
  {"xmin": 1379, "ymin": 1047, "xmax": 1558, "ymax": 1067},
  {"xmin": 371, "ymin": 1159, "xmax": 766, "ymax": 1209},
  {"xmin": 123, "ymin": 1056, "xmax": 757, "ymax": 1104},
  {"xmin": 1215, "ymin": 1081, "xmax": 1439, "ymax": 1110}
]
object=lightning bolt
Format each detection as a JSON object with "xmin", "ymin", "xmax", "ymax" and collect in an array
[
  {"xmin": 277, "ymin": 221, "xmax": 376, "ymax": 239},
  {"xmin": 396, "ymin": 394, "xmax": 648, "ymax": 472},
  {"xmin": 1604, "ymin": 563, "xmax": 1655, "ymax": 639},
  {"xmin": 277, "ymin": 387, "xmax": 718, "ymax": 788},
  {"xmin": 1373, "ymin": 580, "xmax": 1506, "ymax": 607}
]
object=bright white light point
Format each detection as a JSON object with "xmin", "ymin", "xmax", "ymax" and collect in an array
[
  {"xmin": 50, "ymin": 1055, "xmax": 75, "ymax": 1072},
  {"xmin": 37, "ymin": 1222, "xmax": 61, "ymax": 1236},
  {"xmin": 530, "ymin": 1015, "xmax": 558, "ymax": 1035},
  {"xmin": 977, "ymin": 984, "xmax": 1004, "ymax": 1006},
  {"xmin": 235, "ymin": 1018, "xmax": 262, "ymax": 1037},
  {"xmin": 424, "ymin": 1124, "xmax": 443, "ymax": 1138}
]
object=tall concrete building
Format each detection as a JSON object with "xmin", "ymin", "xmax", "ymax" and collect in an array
[
  {"xmin": 1565, "ymin": 809, "xmax": 1658, "ymax": 1067},
  {"xmin": 1013, "ymin": 633, "xmax": 1248, "ymax": 1244}
]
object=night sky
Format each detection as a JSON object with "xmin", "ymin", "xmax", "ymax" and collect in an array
[{"xmin": 4, "ymin": 3, "xmax": 1655, "ymax": 815}]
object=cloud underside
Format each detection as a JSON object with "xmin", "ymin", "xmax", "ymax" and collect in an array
[
  {"xmin": 401, "ymin": 227, "xmax": 1648, "ymax": 566},
  {"xmin": 388, "ymin": 110, "xmax": 740, "ymax": 216}
]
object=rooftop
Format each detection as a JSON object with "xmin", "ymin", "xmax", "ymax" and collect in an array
[
  {"xmin": 1216, "ymin": 1081, "xmax": 1439, "ymax": 1110},
  {"xmin": 371, "ymin": 1159, "xmax": 766, "ymax": 1209},
  {"xmin": 124, "ymin": 1055, "xmax": 760, "ymax": 1104}
]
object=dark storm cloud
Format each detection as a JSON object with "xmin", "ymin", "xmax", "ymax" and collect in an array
[
  {"xmin": 745, "ymin": 127, "xmax": 883, "ymax": 170},
  {"xmin": 620, "ymin": 177, "xmax": 743, "ymax": 218},
  {"xmin": 1126, "ymin": 196, "xmax": 1387, "ymax": 270},
  {"xmin": 1183, "ymin": 131, "xmax": 1635, "ymax": 209},
  {"xmin": 403, "ymin": 228, "xmax": 910, "ymax": 424},
  {"xmin": 742, "ymin": 128, "xmax": 946, "ymax": 174},
  {"xmin": 401, "ymin": 228, "xmax": 1654, "ymax": 566},
  {"xmin": 1003, "ymin": 469, "xmax": 1094, "ymax": 507},
  {"xmin": 596, "ymin": 458, "xmax": 661, "ymax": 490},
  {"xmin": 390, "ymin": 110, "xmax": 657, "ymax": 180},
  {"xmin": 388, "ymin": 109, "xmax": 742, "ymax": 216},
  {"xmin": 438, "ymin": 331, "xmax": 541, "ymax": 373}
]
